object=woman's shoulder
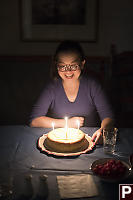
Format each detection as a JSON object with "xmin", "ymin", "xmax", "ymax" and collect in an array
[
  {"xmin": 81, "ymin": 75, "xmax": 101, "ymax": 86},
  {"xmin": 38, "ymin": 79, "xmax": 61, "ymax": 99},
  {"xmin": 43, "ymin": 78, "xmax": 61, "ymax": 90},
  {"xmin": 81, "ymin": 75, "xmax": 105, "ymax": 98}
]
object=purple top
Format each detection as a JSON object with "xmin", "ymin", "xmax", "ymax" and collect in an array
[{"xmin": 30, "ymin": 76, "xmax": 114, "ymax": 126}]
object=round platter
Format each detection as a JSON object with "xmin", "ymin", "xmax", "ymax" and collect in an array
[{"xmin": 38, "ymin": 133, "xmax": 95, "ymax": 157}]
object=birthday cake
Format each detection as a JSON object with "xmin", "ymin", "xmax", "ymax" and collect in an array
[{"xmin": 44, "ymin": 128, "xmax": 89, "ymax": 153}]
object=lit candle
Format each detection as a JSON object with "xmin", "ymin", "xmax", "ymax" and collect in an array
[
  {"xmin": 65, "ymin": 117, "xmax": 68, "ymax": 139},
  {"xmin": 52, "ymin": 122, "xmax": 55, "ymax": 131},
  {"xmin": 77, "ymin": 120, "xmax": 80, "ymax": 133}
]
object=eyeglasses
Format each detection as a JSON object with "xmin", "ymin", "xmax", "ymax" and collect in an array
[{"xmin": 57, "ymin": 64, "xmax": 80, "ymax": 72}]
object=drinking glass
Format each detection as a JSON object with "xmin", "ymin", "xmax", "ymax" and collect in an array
[{"xmin": 103, "ymin": 128, "xmax": 118, "ymax": 154}]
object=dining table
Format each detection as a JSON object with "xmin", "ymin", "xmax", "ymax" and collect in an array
[{"xmin": 0, "ymin": 125, "xmax": 133, "ymax": 200}]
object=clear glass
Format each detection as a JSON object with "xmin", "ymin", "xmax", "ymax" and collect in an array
[{"xmin": 103, "ymin": 128, "xmax": 118, "ymax": 154}]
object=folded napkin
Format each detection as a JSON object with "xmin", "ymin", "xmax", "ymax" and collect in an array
[{"xmin": 57, "ymin": 174, "xmax": 98, "ymax": 199}]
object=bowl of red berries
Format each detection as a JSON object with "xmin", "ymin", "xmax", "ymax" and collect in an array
[{"xmin": 91, "ymin": 158, "xmax": 131, "ymax": 182}]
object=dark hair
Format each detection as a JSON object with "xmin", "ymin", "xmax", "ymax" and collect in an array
[{"xmin": 51, "ymin": 40, "xmax": 85, "ymax": 80}]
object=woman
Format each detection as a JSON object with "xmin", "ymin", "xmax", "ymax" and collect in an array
[{"xmin": 30, "ymin": 40, "xmax": 114, "ymax": 143}]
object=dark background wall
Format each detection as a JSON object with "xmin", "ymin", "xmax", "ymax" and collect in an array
[
  {"xmin": 0, "ymin": 0, "xmax": 133, "ymax": 127},
  {"xmin": 0, "ymin": 57, "xmax": 51, "ymax": 125},
  {"xmin": 0, "ymin": 0, "xmax": 133, "ymax": 56}
]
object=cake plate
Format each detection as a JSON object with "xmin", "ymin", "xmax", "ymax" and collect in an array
[{"xmin": 38, "ymin": 134, "xmax": 95, "ymax": 157}]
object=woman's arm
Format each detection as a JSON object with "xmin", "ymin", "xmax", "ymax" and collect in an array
[
  {"xmin": 30, "ymin": 116, "xmax": 84, "ymax": 128},
  {"xmin": 30, "ymin": 116, "xmax": 65, "ymax": 128},
  {"xmin": 101, "ymin": 117, "xmax": 114, "ymax": 130},
  {"xmin": 90, "ymin": 79, "xmax": 115, "ymax": 144}
]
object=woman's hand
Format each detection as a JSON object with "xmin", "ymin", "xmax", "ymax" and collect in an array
[
  {"xmin": 68, "ymin": 117, "xmax": 84, "ymax": 128},
  {"xmin": 91, "ymin": 128, "xmax": 103, "ymax": 144},
  {"xmin": 92, "ymin": 118, "xmax": 114, "ymax": 144}
]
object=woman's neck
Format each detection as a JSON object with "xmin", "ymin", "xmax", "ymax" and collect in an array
[
  {"xmin": 62, "ymin": 79, "xmax": 80, "ymax": 89},
  {"xmin": 62, "ymin": 78, "xmax": 80, "ymax": 102}
]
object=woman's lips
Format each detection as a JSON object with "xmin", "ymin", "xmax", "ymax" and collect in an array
[{"xmin": 65, "ymin": 74, "xmax": 74, "ymax": 79}]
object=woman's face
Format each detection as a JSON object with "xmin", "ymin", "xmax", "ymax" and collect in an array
[{"xmin": 57, "ymin": 52, "xmax": 85, "ymax": 82}]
